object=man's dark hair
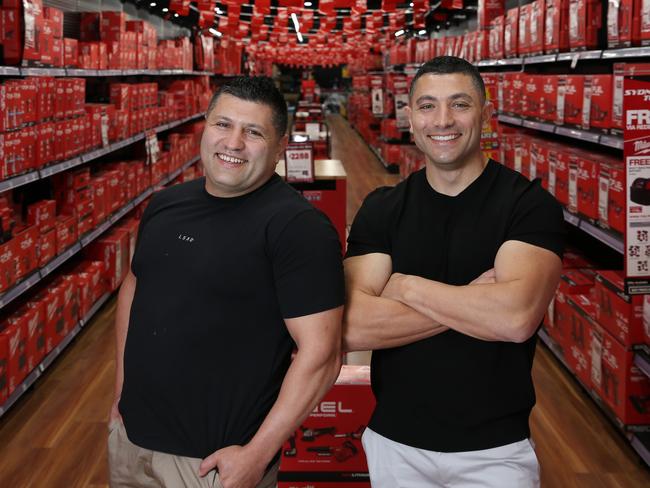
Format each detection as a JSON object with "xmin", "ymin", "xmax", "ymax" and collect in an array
[
  {"xmin": 409, "ymin": 56, "xmax": 486, "ymax": 103},
  {"xmin": 206, "ymin": 76, "xmax": 288, "ymax": 137}
]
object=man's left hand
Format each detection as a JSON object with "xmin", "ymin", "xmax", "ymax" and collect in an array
[{"xmin": 198, "ymin": 445, "xmax": 265, "ymax": 488}]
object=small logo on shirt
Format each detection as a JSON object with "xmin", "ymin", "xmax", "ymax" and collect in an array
[{"xmin": 178, "ymin": 234, "xmax": 195, "ymax": 243}]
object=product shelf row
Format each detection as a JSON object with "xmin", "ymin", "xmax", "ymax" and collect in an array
[
  {"xmin": 0, "ymin": 67, "xmax": 215, "ymax": 77},
  {"xmin": 497, "ymin": 115, "xmax": 624, "ymax": 150},
  {"xmin": 538, "ymin": 328, "xmax": 650, "ymax": 467},
  {"xmin": 562, "ymin": 210, "xmax": 624, "ymax": 254},
  {"xmin": 476, "ymin": 46, "xmax": 650, "ymax": 68},
  {"xmin": 0, "ymin": 113, "xmax": 204, "ymax": 194},
  {"xmin": 0, "ymin": 155, "xmax": 200, "ymax": 312}
]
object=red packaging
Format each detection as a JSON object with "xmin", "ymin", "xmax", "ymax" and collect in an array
[
  {"xmin": 63, "ymin": 38, "xmax": 78, "ymax": 67},
  {"xmin": 54, "ymin": 276, "xmax": 79, "ymax": 333},
  {"xmin": 100, "ymin": 11, "xmax": 126, "ymax": 42},
  {"xmin": 545, "ymin": 0, "xmax": 570, "ymax": 53},
  {"xmin": 565, "ymin": 294, "xmax": 596, "ymax": 388},
  {"xmin": 510, "ymin": 73, "xmax": 525, "ymax": 115},
  {"xmin": 530, "ymin": 0, "xmax": 546, "ymax": 54},
  {"xmin": 583, "ymin": 75, "xmax": 613, "ymax": 130},
  {"xmin": 608, "ymin": 0, "xmax": 635, "ymax": 47},
  {"xmin": 51, "ymin": 37, "xmax": 64, "ymax": 67},
  {"xmin": 641, "ymin": 0, "xmax": 650, "ymax": 45},
  {"xmin": 43, "ymin": 6, "xmax": 63, "ymax": 39},
  {"xmin": 606, "ymin": 162, "xmax": 625, "ymax": 233},
  {"xmin": 478, "ymin": 0, "xmax": 505, "ymax": 28},
  {"xmin": 38, "ymin": 228, "xmax": 56, "ymax": 267},
  {"xmin": 489, "ymin": 15, "xmax": 505, "ymax": 59},
  {"xmin": 523, "ymin": 75, "xmax": 542, "ymax": 118},
  {"xmin": 0, "ymin": 239, "xmax": 18, "ymax": 293},
  {"xmin": 91, "ymin": 176, "xmax": 108, "ymax": 225},
  {"xmin": 0, "ymin": 8, "xmax": 22, "ymax": 66},
  {"xmin": 13, "ymin": 226, "xmax": 38, "ymax": 279},
  {"xmin": 575, "ymin": 152, "xmax": 599, "ymax": 219},
  {"xmin": 548, "ymin": 145, "xmax": 570, "ymax": 205},
  {"xmin": 279, "ymin": 366, "xmax": 374, "ymax": 484},
  {"xmin": 87, "ymin": 228, "xmax": 130, "ymax": 291},
  {"xmin": 55, "ymin": 215, "xmax": 77, "ymax": 253},
  {"xmin": 115, "ymin": 218, "xmax": 139, "ymax": 265},
  {"xmin": 540, "ymin": 75, "xmax": 559, "ymax": 122},
  {"xmin": 594, "ymin": 271, "xmax": 645, "ymax": 347},
  {"xmin": 504, "ymin": 7, "xmax": 519, "ymax": 57},
  {"xmin": 530, "ymin": 140, "xmax": 549, "ymax": 188},
  {"xmin": 80, "ymin": 12, "xmax": 100, "ymax": 41},
  {"xmin": 569, "ymin": 0, "xmax": 602, "ymax": 50},
  {"xmin": 563, "ymin": 75, "xmax": 585, "ymax": 126},
  {"xmin": 597, "ymin": 329, "xmax": 650, "ymax": 424},
  {"xmin": 549, "ymin": 269, "xmax": 596, "ymax": 349},
  {"xmin": 8, "ymin": 305, "xmax": 43, "ymax": 372},
  {"xmin": 27, "ymin": 200, "xmax": 57, "ymax": 234},
  {"xmin": 79, "ymin": 41, "xmax": 99, "ymax": 70},
  {"xmin": 0, "ymin": 334, "xmax": 7, "ymax": 404},
  {"xmin": 518, "ymin": 3, "xmax": 532, "ymax": 56},
  {"xmin": 0, "ymin": 322, "xmax": 28, "ymax": 395},
  {"xmin": 42, "ymin": 286, "xmax": 66, "ymax": 351}
]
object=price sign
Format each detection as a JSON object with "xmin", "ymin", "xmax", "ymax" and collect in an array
[
  {"xmin": 145, "ymin": 130, "xmax": 160, "ymax": 165},
  {"xmin": 285, "ymin": 142, "xmax": 314, "ymax": 183},
  {"xmin": 306, "ymin": 122, "xmax": 320, "ymax": 141}
]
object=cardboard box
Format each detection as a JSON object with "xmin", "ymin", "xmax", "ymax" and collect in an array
[
  {"xmin": 606, "ymin": 162, "xmax": 625, "ymax": 233},
  {"xmin": 583, "ymin": 75, "xmax": 613, "ymax": 130},
  {"xmin": 38, "ymin": 228, "xmax": 56, "ymax": 267},
  {"xmin": 44, "ymin": 7, "xmax": 63, "ymax": 39},
  {"xmin": 549, "ymin": 269, "xmax": 596, "ymax": 347},
  {"xmin": 55, "ymin": 214, "xmax": 77, "ymax": 254},
  {"xmin": 9, "ymin": 304, "xmax": 45, "ymax": 373},
  {"xmin": 489, "ymin": 15, "xmax": 505, "ymax": 59},
  {"xmin": 13, "ymin": 226, "xmax": 39, "ymax": 279},
  {"xmin": 569, "ymin": 0, "xmax": 602, "ymax": 50},
  {"xmin": 576, "ymin": 152, "xmax": 600, "ymax": 219},
  {"xmin": 523, "ymin": 75, "xmax": 542, "ymax": 118},
  {"xmin": 63, "ymin": 38, "xmax": 78, "ymax": 67},
  {"xmin": 594, "ymin": 271, "xmax": 645, "ymax": 347},
  {"xmin": 0, "ymin": 322, "xmax": 28, "ymax": 395},
  {"xmin": 565, "ymin": 294, "xmax": 596, "ymax": 388},
  {"xmin": 41, "ymin": 286, "xmax": 66, "ymax": 352},
  {"xmin": 27, "ymin": 200, "xmax": 57, "ymax": 234},
  {"xmin": 0, "ymin": 333, "xmax": 8, "ymax": 404},
  {"xmin": 608, "ymin": 0, "xmax": 635, "ymax": 48},
  {"xmin": 530, "ymin": 0, "xmax": 546, "ymax": 54},
  {"xmin": 545, "ymin": 0, "xmax": 570, "ymax": 53},
  {"xmin": 530, "ymin": 140, "xmax": 549, "ymax": 188},
  {"xmin": 0, "ymin": 239, "xmax": 18, "ymax": 292},
  {"xmin": 563, "ymin": 75, "xmax": 585, "ymax": 126},
  {"xmin": 548, "ymin": 145, "xmax": 570, "ymax": 205},
  {"xmin": 504, "ymin": 7, "xmax": 519, "ymax": 57},
  {"xmin": 279, "ymin": 366, "xmax": 374, "ymax": 484},
  {"xmin": 518, "ymin": 3, "xmax": 532, "ymax": 56}
]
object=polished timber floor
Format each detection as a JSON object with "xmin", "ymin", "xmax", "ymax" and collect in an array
[{"xmin": 0, "ymin": 114, "xmax": 648, "ymax": 487}]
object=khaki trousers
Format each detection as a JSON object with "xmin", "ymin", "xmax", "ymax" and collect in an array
[{"xmin": 108, "ymin": 419, "xmax": 278, "ymax": 488}]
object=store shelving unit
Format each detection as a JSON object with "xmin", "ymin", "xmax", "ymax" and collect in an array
[
  {"xmin": 0, "ymin": 66, "xmax": 214, "ymax": 77},
  {"xmin": 476, "ymin": 46, "xmax": 650, "ymax": 68},
  {"xmin": 0, "ymin": 153, "xmax": 200, "ymax": 418}
]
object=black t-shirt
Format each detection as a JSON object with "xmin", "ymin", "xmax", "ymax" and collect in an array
[
  {"xmin": 119, "ymin": 175, "xmax": 345, "ymax": 458},
  {"xmin": 346, "ymin": 160, "xmax": 565, "ymax": 452}
]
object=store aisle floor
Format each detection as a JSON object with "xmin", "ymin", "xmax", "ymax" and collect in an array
[{"xmin": 0, "ymin": 114, "xmax": 648, "ymax": 487}]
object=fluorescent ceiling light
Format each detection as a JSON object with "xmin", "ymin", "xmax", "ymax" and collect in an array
[
  {"xmin": 209, "ymin": 28, "xmax": 223, "ymax": 37},
  {"xmin": 162, "ymin": 7, "xmax": 168, "ymax": 12},
  {"xmin": 297, "ymin": 31, "xmax": 304, "ymax": 42},
  {"xmin": 174, "ymin": 13, "xmax": 179, "ymax": 17},
  {"xmin": 150, "ymin": 2, "xmax": 156, "ymax": 6},
  {"xmin": 395, "ymin": 29, "xmax": 405, "ymax": 37},
  {"xmin": 304, "ymin": 1, "xmax": 313, "ymax": 5},
  {"xmin": 419, "ymin": 29, "xmax": 427, "ymax": 35}
]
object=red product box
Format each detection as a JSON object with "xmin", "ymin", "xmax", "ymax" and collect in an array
[
  {"xmin": 504, "ymin": 8, "xmax": 519, "ymax": 57},
  {"xmin": 39, "ymin": 19, "xmax": 55, "ymax": 66},
  {"xmin": 641, "ymin": 0, "xmax": 650, "ymax": 45},
  {"xmin": 53, "ymin": 276, "xmax": 79, "ymax": 333},
  {"xmin": 0, "ymin": 322, "xmax": 28, "ymax": 395},
  {"xmin": 55, "ymin": 215, "xmax": 77, "ymax": 254},
  {"xmin": 597, "ymin": 329, "xmax": 650, "ymax": 424},
  {"xmin": 80, "ymin": 12, "xmax": 100, "ymax": 42},
  {"xmin": 13, "ymin": 225, "xmax": 39, "ymax": 279},
  {"xmin": 513, "ymin": 135, "xmax": 531, "ymax": 178},
  {"xmin": 523, "ymin": 75, "xmax": 542, "ymax": 118},
  {"xmin": 568, "ymin": 0, "xmax": 602, "ymax": 50},
  {"xmin": 530, "ymin": 0, "xmax": 546, "ymax": 55},
  {"xmin": 91, "ymin": 176, "xmax": 108, "ymax": 224},
  {"xmin": 0, "ymin": 239, "xmax": 18, "ymax": 293},
  {"xmin": 103, "ymin": 169, "xmax": 122, "ymax": 212},
  {"xmin": 8, "ymin": 304, "xmax": 44, "ymax": 373},
  {"xmin": 606, "ymin": 162, "xmax": 625, "ymax": 233},
  {"xmin": 478, "ymin": 0, "xmax": 505, "ymax": 29},
  {"xmin": 583, "ymin": 75, "xmax": 613, "ymax": 130},
  {"xmin": 0, "ymin": 8, "xmax": 23, "ymax": 66},
  {"xmin": 563, "ymin": 75, "xmax": 585, "ymax": 126},
  {"xmin": 279, "ymin": 366, "xmax": 374, "ymax": 484},
  {"xmin": 115, "ymin": 218, "xmax": 139, "ymax": 265},
  {"xmin": 575, "ymin": 152, "xmax": 600, "ymax": 219},
  {"xmin": 608, "ymin": 0, "xmax": 635, "ymax": 48},
  {"xmin": 548, "ymin": 145, "xmax": 570, "ymax": 205},
  {"xmin": 19, "ymin": 79, "xmax": 38, "ymax": 125},
  {"xmin": 529, "ymin": 140, "xmax": 549, "ymax": 188},
  {"xmin": 540, "ymin": 76, "xmax": 559, "ymax": 122},
  {"xmin": 38, "ymin": 228, "xmax": 56, "ymax": 267},
  {"xmin": 87, "ymin": 229, "xmax": 130, "ymax": 291},
  {"xmin": 510, "ymin": 73, "xmax": 525, "ymax": 115},
  {"xmin": 549, "ymin": 269, "xmax": 596, "ymax": 347},
  {"xmin": 27, "ymin": 200, "xmax": 57, "ymax": 234},
  {"xmin": 63, "ymin": 38, "xmax": 78, "ymax": 67},
  {"xmin": 518, "ymin": 3, "xmax": 532, "ymax": 56},
  {"xmin": 74, "ymin": 272, "xmax": 93, "ymax": 319},
  {"xmin": 35, "ymin": 121, "xmax": 55, "ymax": 169},
  {"xmin": 0, "ymin": 334, "xmax": 6, "ymax": 404},
  {"xmin": 594, "ymin": 271, "xmax": 645, "ymax": 347},
  {"xmin": 565, "ymin": 294, "xmax": 596, "ymax": 388},
  {"xmin": 64, "ymin": 167, "xmax": 91, "ymax": 191},
  {"xmin": 41, "ymin": 286, "xmax": 66, "ymax": 351},
  {"xmin": 79, "ymin": 41, "xmax": 99, "ymax": 70},
  {"xmin": 51, "ymin": 37, "xmax": 63, "ymax": 67},
  {"xmin": 489, "ymin": 15, "xmax": 505, "ymax": 59},
  {"xmin": 100, "ymin": 11, "xmax": 126, "ymax": 42},
  {"xmin": 545, "ymin": 0, "xmax": 570, "ymax": 53},
  {"xmin": 43, "ymin": 6, "xmax": 63, "ymax": 39}
]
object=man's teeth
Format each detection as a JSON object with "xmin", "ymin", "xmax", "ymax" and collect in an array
[
  {"xmin": 219, "ymin": 153, "xmax": 247, "ymax": 164},
  {"xmin": 429, "ymin": 134, "xmax": 460, "ymax": 141}
]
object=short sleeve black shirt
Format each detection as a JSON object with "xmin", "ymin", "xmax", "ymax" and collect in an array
[
  {"xmin": 119, "ymin": 175, "xmax": 344, "ymax": 458},
  {"xmin": 346, "ymin": 160, "xmax": 565, "ymax": 452}
]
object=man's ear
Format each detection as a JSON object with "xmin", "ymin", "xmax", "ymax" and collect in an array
[
  {"xmin": 276, "ymin": 134, "xmax": 289, "ymax": 161},
  {"xmin": 405, "ymin": 105, "xmax": 413, "ymax": 133},
  {"xmin": 482, "ymin": 101, "xmax": 494, "ymax": 127}
]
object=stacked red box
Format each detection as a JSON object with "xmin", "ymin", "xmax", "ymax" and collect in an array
[
  {"xmin": 10, "ymin": 303, "xmax": 45, "ymax": 373},
  {"xmin": 548, "ymin": 269, "xmax": 596, "ymax": 349},
  {"xmin": 568, "ymin": 0, "xmax": 602, "ymax": 51},
  {"xmin": 279, "ymin": 365, "xmax": 374, "ymax": 487},
  {"xmin": 607, "ymin": 0, "xmax": 635, "ymax": 48},
  {"xmin": 513, "ymin": 134, "xmax": 531, "ymax": 178},
  {"xmin": 0, "ymin": 239, "xmax": 18, "ymax": 293},
  {"xmin": 606, "ymin": 162, "xmax": 625, "ymax": 233},
  {"xmin": 582, "ymin": 75, "xmax": 612, "ymax": 131},
  {"xmin": 63, "ymin": 38, "xmax": 78, "ymax": 67},
  {"xmin": 523, "ymin": 75, "xmax": 542, "ymax": 118},
  {"xmin": 540, "ymin": 75, "xmax": 558, "ymax": 122},
  {"xmin": 575, "ymin": 151, "xmax": 600, "ymax": 220},
  {"xmin": 87, "ymin": 228, "xmax": 129, "ymax": 291},
  {"xmin": 548, "ymin": 144, "xmax": 570, "ymax": 205},
  {"xmin": 565, "ymin": 294, "xmax": 597, "ymax": 387},
  {"xmin": 27, "ymin": 200, "xmax": 56, "ymax": 234},
  {"xmin": 529, "ymin": 0, "xmax": 546, "ymax": 54},
  {"xmin": 55, "ymin": 214, "xmax": 78, "ymax": 254},
  {"xmin": 115, "ymin": 218, "xmax": 139, "ymax": 265},
  {"xmin": 13, "ymin": 225, "xmax": 38, "ymax": 279},
  {"xmin": 489, "ymin": 15, "xmax": 505, "ymax": 59},
  {"xmin": 545, "ymin": 0, "xmax": 570, "ymax": 53},
  {"xmin": 478, "ymin": 0, "xmax": 505, "ymax": 28},
  {"xmin": 510, "ymin": 73, "xmax": 525, "ymax": 115},
  {"xmin": 504, "ymin": 8, "xmax": 519, "ymax": 57},
  {"xmin": 38, "ymin": 228, "xmax": 56, "ymax": 267},
  {"xmin": 37, "ymin": 286, "xmax": 65, "ymax": 352},
  {"xmin": 518, "ymin": 3, "xmax": 532, "ymax": 56},
  {"xmin": 52, "ymin": 275, "xmax": 79, "ymax": 335},
  {"xmin": 594, "ymin": 271, "xmax": 645, "ymax": 347},
  {"xmin": 562, "ymin": 75, "xmax": 585, "ymax": 126},
  {"xmin": 0, "ymin": 322, "xmax": 28, "ymax": 397}
]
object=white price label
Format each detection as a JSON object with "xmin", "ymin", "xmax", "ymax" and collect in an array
[
  {"xmin": 590, "ymin": 332, "xmax": 602, "ymax": 388},
  {"xmin": 556, "ymin": 85, "xmax": 566, "ymax": 125},
  {"xmin": 285, "ymin": 143, "xmax": 314, "ymax": 183},
  {"xmin": 101, "ymin": 114, "xmax": 110, "ymax": 148},
  {"xmin": 371, "ymin": 88, "xmax": 383, "ymax": 116},
  {"xmin": 395, "ymin": 94, "xmax": 410, "ymax": 129},
  {"xmin": 305, "ymin": 123, "xmax": 320, "ymax": 141},
  {"xmin": 582, "ymin": 86, "xmax": 592, "ymax": 130}
]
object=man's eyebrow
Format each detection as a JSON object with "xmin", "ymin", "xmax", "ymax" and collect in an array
[
  {"xmin": 209, "ymin": 115, "xmax": 266, "ymax": 131},
  {"xmin": 414, "ymin": 93, "xmax": 474, "ymax": 104}
]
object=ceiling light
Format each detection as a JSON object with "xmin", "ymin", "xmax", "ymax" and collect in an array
[
  {"xmin": 209, "ymin": 28, "xmax": 223, "ymax": 37},
  {"xmin": 394, "ymin": 29, "xmax": 405, "ymax": 37},
  {"xmin": 409, "ymin": 2, "xmax": 414, "ymax": 5},
  {"xmin": 174, "ymin": 13, "xmax": 179, "ymax": 17},
  {"xmin": 150, "ymin": 2, "xmax": 156, "ymax": 6},
  {"xmin": 304, "ymin": 1, "xmax": 313, "ymax": 5},
  {"xmin": 291, "ymin": 12, "xmax": 301, "ymax": 31},
  {"xmin": 297, "ymin": 31, "xmax": 304, "ymax": 42},
  {"xmin": 162, "ymin": 7, "xmax": 168, "ymax": 12},
  {"xmin": 419, "ymin": 29, "xmax": 426, "ymax": 35}
]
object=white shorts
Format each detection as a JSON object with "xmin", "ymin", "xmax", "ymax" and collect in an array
[{"xmin": 362, "ymin": 427, "xmax": 540, "ymax": 488}]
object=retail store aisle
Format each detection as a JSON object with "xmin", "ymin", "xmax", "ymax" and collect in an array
[{"xmin": 0, "ymin": 114, "xmax": 648, "ymax": 487}]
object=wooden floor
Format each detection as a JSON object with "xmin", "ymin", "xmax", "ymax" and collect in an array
[{"xmin": 0, "ymin": 114, "xmax": 648, "ymax": 487}]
